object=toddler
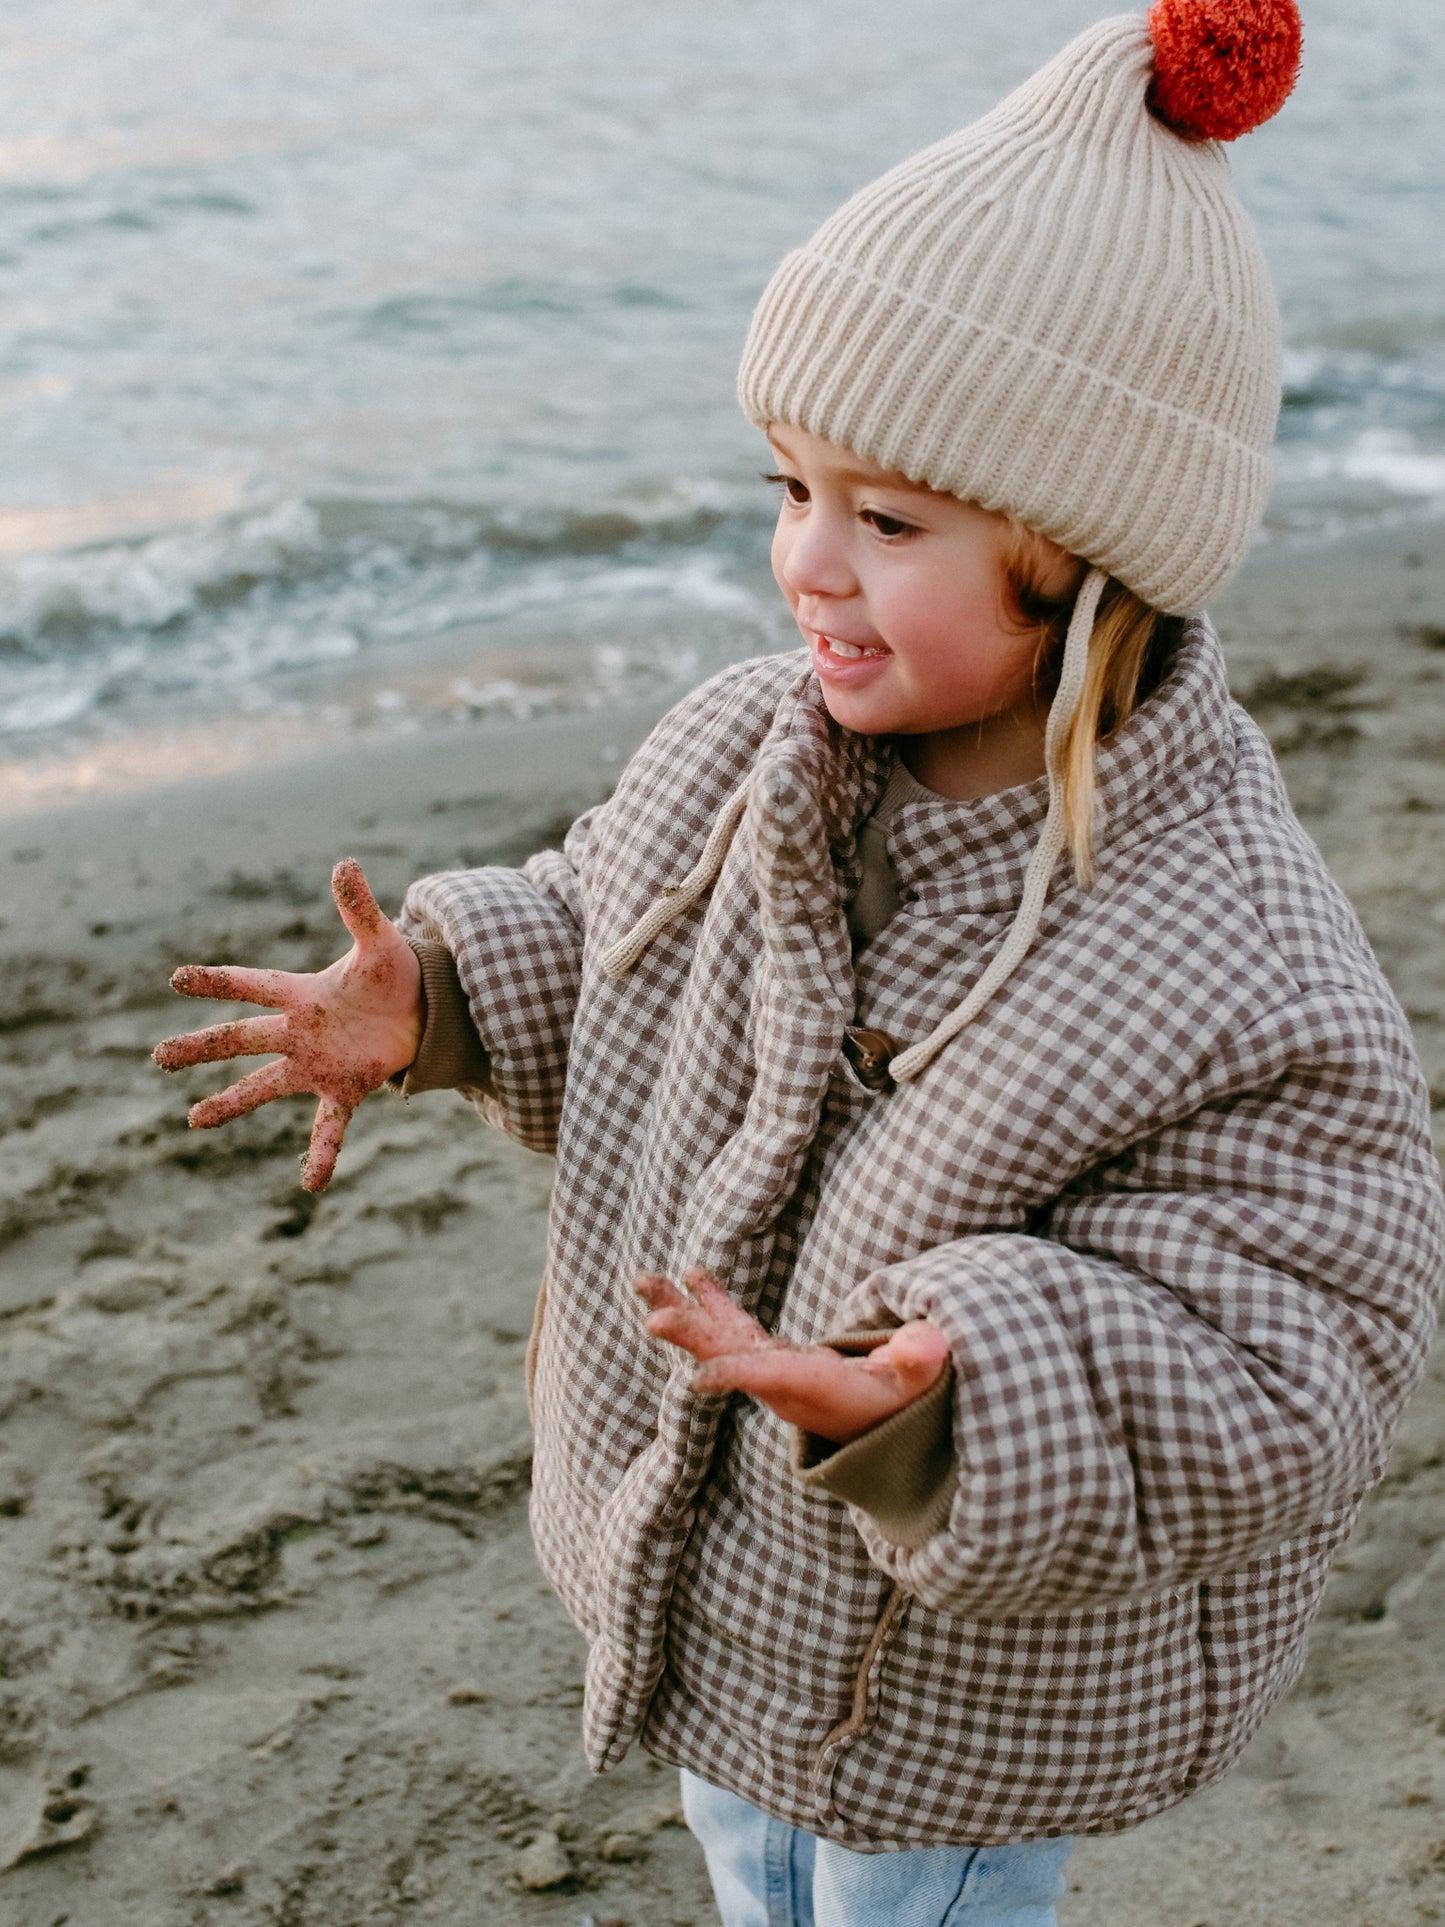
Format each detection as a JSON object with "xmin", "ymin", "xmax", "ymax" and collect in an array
[{"xmin": 156, "ymin": 4, "xmax": 1445, "ymax": 1922}]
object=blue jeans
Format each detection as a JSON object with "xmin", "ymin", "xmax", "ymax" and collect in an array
[{"xmin": 681, "ymin": 1770, "xmax": 1071, "ymax": 1927}]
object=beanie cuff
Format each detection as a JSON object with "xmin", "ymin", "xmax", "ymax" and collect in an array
[{"xmin": 739, "ymin": 247, "xmax": 1273, "ymax": 614}]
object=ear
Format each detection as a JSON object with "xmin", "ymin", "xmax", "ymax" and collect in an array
[{"xmin": 997, "ymin": 517, "xmax": 1088, "ymax": 637}]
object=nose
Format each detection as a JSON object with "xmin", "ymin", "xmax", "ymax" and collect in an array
[{"xmin": 773, "ymin": 501, "xmax": 856, "ymax": 603}]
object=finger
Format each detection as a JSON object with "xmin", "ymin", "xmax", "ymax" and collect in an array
[
  {"xmin": 645, "ymin": 1301, "xmax": 736, "ymax": 1359},
  {"xmin": 693, "ymin": 1344, "xmax": 913, "ymax": 1442},
  {"xmin": 693, "ymin": 1345, "xmax": 845, "ymax": 1401},
  {"xmin": 153, "ymin": 1014, "xmax": 289, "ymax": 1072},
  {"xmin": 188, "ymin": 1057, "xmax": 302, "ymax": 1130},
  {"xmin": 300, "ymin": 1096, "xmax": 352, "ymax": 1193},
  {"xmin": 170, "ymin": 963, "xmax": 297, "ymax": 1009},
  {"xmin": 634, "ymin": 1273, "xmax": 690, "ymax": 1315},
  {"xmin": 637, "ymin": 1274, "xmax": 719, "ymax": 1358},
  {"xmin": 682, "ymin": 1266, "xmax": 738, "ymax": 1313},
  {"xmin": 862, "ymin": 1320, "xmax": 952, "ymax": 1396},
  {"xmin": 676, "ymin": 1266, "xmax": 775, "ymax": 1349},
  {"xmin": 874, "ymin": 1346, "xmax": 949, "ymax": 1404},
  {"xmin": 645, "ymin": 1300, "xmax": 782, "ymax": 1363},
  {"xmin": 331, "ymin": 858, "xmax": 385, "ymax": 946}
]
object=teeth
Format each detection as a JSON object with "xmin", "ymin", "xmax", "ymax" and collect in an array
[{"xmin": 824, "ymin": 637, "xmax": 883, "ymax": 660}]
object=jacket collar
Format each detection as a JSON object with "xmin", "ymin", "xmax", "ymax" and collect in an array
[{"xmin": 878, "ymin": 616, "xmax": 1235, "ymax": 914}]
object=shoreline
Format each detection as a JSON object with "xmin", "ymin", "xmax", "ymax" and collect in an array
[
  {"xmin": 2, "ymin": 504, "xmax": 1442, "ymax": 826},
  {"xmin": 0, "ymin": 693, "xmax": 674, "ymax": 981},
  {"xmin": 0, "ymin": 517, "xmax": 1441, "ymax": 1923}
]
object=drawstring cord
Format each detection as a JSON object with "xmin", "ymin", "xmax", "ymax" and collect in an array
[
  {"xmin": 890, "ymin": 566, "xmax": 1105, "ymax": 1083},
  {"xmin": 599, "ymin": 565, "xmax": 1107, "ymax": 1083},
  {"xmin": 599, "ymin": 776, "xmax": 752, "ymax": 977}
]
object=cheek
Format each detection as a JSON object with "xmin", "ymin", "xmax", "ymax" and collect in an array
[
  {"xmin": 887, "ymin": 573, "xmax": 1040, "ymax": 705},
  {"xmin": 972, "ymin": 631, "xmax": 1043, "ymax": 709},
  {"xmin": 887, "ymin": 570, "xmax": 1003, "ymax": 663}
]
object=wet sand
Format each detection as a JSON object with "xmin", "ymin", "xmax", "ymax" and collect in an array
[{"xmin": 0, "ymin": 523, "xmax": 1442, "ymax": 1926}]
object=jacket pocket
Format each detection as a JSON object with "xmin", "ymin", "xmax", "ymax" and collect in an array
[
  {"xmin": 524, "ymin": 1266, "xmax": 549, "ymax": 1422},
  {"xmin": 811, "ymin": 1585, "xmax": 908, "ymax": 1814},
  {"xmin": 814, "ymin": 1585, "xmax": 1207, "ymax": 1848},
  {"xmin": 1182, "ymin": 1508, "xmax": 1356, "ymax": 1795}
]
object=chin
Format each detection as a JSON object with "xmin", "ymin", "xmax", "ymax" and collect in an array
[{"xmin": 815, "ymin": 685, "xmax": 898, "ymax": 737}]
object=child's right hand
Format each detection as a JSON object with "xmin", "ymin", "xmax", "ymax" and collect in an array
[
  {"xmin": 152, "ymin": 858, "xmax": 423, "ymax": 1192},
  {"xmin": 637, "ymin": 1267, "xmax": 949, "ymax": 1444}
]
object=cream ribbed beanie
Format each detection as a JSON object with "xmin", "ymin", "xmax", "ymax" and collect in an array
[{"xmin": 738, "ymin": 3, "xmax": 1303, "ymax": 614}]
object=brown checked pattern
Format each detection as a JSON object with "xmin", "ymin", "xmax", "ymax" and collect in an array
[{"xmin": 399, "ymin": 622, "xmax": 1443, "ymax": 1849}]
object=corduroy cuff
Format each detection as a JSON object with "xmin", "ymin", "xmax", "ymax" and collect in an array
[
  {"xmin": 397, "ymin": 938, "xmax": 494, "ymax": 1096},
  {"xmin": 792, "ymin": 1328, "xmax": 958, "ymax": 1552}
]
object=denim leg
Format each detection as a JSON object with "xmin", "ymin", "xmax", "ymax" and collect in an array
[
  {"xmin": 680, "ymin": 1769, "xmax": 816, "ymax": 1927},
  {"xmin": 811, "ymin": 1832, "xmax": 1072, "ymax": 1927},
  {"xmin": 681, "ymin": 1769, "xmax": 1068, "ymax": 1927}
]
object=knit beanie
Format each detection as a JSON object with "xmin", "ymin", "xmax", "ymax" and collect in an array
[{"xmin": 737, "ymin": 1, "xmax": 1303, "ymax": 614}]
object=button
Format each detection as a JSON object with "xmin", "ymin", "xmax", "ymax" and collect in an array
[{"xmin": 842, "ymin": 1027, "xmax": 896, "ymax": 1093}]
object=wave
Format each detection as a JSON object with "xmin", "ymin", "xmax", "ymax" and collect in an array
[
  {"xmin": 1265, "ymin": 340, "xmax": 1445, "ymax": 531},
  {"xmin": 0, "ymin": 489, "xmax": 775, "ymax": 740},
  {"xmin": 342, "ymin": 278, "xmax": 690, "ymax": 348},
  {"xmin": 1273, "ymin": 428, "xmax": 1445, "ymax": 505},
  {"xmin": 3, "ymin": 334, "xmax": 1444, "ymax": 745},
  {"xmin": 0, "ymin": 490, "xmax": 757, "ymax": 659}
]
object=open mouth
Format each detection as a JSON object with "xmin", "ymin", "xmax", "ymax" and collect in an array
[
  {"xmin": 809, "ymin": 629, "xmax": 890, "ymax": 664},
  {"xmin": 821, "ymin": 636, "xmax": 888, "ymax": 660}
]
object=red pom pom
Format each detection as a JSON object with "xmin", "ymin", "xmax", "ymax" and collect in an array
[{"xmin": 1147, "ymin": 0, "xmax": 1303, "ymax": 143}]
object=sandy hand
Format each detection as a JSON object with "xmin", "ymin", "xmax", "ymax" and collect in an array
[
  {"xmin": 636, "ymin": 1267, "xmax": 950, "ymax": 1445},
  {"xmin": 153, "ymin": 858, "xmax": 423, "ymax": 1192}
]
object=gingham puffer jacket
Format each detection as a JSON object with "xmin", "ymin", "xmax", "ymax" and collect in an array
[{"xmin": 400, "ymin": 622, "xmax": 1444, "ymax": 1849}]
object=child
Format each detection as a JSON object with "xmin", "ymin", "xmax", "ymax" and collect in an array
[{"xmin": 155, "ymin": 4, "xmax": 1445, "ymax": 1921}]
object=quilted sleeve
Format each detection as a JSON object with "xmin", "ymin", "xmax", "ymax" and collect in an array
[
  {"xmin": 397, "ymin": 807, "xmax": 599, "ymax": 1153},
  {"xmin": 834, "ymin": 985, "xmax": 1445, "ymax": 1615}
]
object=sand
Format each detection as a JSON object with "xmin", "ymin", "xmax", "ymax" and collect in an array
[{"xmin": 0, "ymin": 522, "xmax": 1442, "ymax": 1927}]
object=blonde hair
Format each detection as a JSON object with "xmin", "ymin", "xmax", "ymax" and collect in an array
[{"xmin": 1001, "ymin": 525, "xmax": 1182, "ymax": 889}]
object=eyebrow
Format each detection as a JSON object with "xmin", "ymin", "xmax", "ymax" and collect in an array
[{"xmin": 765, "ymin": 433, "xmax": 931, "ymax": 496}]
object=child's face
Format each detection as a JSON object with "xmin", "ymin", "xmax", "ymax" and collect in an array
[{"xmin": 767, "ymin": 424, "xmax": 1073, "ymax": 751}]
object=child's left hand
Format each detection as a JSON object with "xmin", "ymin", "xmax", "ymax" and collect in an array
[{"xmin": 636, "ymin": 1267, "xmax": 950, "ymax": 1445}]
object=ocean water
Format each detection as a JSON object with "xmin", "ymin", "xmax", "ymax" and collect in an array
[{"xmin": 0, "ymin": 0, "xmax": 1440, "ymax": 800}]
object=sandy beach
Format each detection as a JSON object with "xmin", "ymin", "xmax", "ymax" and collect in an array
[{"xmin": 1, "ymin": 520, "xmax": 1443, "ymax": 1926}]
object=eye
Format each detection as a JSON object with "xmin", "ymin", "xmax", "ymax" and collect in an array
[
  {"xmin": 762, "ymin": 471, "xmax": 809, "ymax": 504},
  {"xmin": 863, "ymin": 508, "xmax": 916, "ymax": 539}
]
